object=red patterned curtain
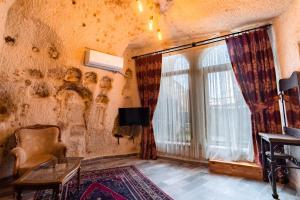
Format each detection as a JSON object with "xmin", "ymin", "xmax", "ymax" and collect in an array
[
  {"xmin": 225, "ymin": 29, "xmax": 282, "ymax": 164},
  {"xmin": 135, "ymin": 54, "xmax": 162, "ymax": 159}
]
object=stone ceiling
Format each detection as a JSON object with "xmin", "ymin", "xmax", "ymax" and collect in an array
[
  {"xmin": 0, "ymin": 0, "xmax": 294, "ymax": 55},
  {"xmin": 153, "ymin": 0, "xmax": 293, "ymax": 43}
]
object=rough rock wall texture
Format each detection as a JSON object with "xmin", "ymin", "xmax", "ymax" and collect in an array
[
  {"xmin": 273, "ymin": 0, "xmax": 300, "ymax": 192},
  {"xmin": 0, "ymin": 0, "xmax": 141, "ymax": 179},
  {"xmin": 0, "ymin": 0, "xmax": 294, "ymax": 179},
  {"xmin": 274, "ymin": 0, "xmax": 300, "ymax": 78},
  {"xmin": 0, "ymin": 0, "xmax": 15, "ymax": 48}
]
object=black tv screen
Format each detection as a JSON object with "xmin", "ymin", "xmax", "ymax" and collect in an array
[{"xmin": 119, "ymin": 107, "xmax": 150, "ymax": 127}]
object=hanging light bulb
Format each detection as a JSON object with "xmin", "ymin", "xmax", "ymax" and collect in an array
[
  {"xmin": 157, "ymin": 29, "xmax": 162, "ymax": 40},
  {"xmin": 137, "ymin": 0, "xmax": 143, "ymax": 13},
  {"xmin": 148, "ymin": 16, "xmax": 154, "ymax": 31}
]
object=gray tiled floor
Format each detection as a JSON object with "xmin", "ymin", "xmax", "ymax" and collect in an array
[{"xmin": 1, "ymin": 157, "xmax": 299, "ymax": 200}]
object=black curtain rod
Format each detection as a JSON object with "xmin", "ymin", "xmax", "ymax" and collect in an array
[{"xmin": 132, "ymin": 24, "xmax": 271, "ymax": 59}]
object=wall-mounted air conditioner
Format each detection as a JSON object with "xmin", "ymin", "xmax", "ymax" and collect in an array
[{"xmin": 84, "ymin": 49, "xmax": 123, "ymax": 72}]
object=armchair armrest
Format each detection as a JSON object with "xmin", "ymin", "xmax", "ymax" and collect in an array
[
  {"xmin": 11, "ymin": 147, "xmax": 27, "ymax": 176},
  {"xmin": 52, "ymin": 142, "xmax": 67, "ymax": 158}
]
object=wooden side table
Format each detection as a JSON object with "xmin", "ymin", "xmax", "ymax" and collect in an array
[
  {"xmin": 14, "ymin": 157, "xmax": 83, "ymax": 200},
  {"xmin": 259, "ymin": 133, "xmax": 300, "ymax": 199}
]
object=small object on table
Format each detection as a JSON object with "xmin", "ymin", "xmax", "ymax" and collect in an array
[{"xmin": 13, "ymin": 157, "xmax": 83, "ymax": 200}]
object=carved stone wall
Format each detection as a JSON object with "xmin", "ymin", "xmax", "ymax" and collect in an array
[{"xmin": 0, "ymin": 0, "xmax": 141, "ymax": 179}]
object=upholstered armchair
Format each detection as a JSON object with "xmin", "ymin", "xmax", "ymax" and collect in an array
[{"xmin": 11, "ymin": 124, "xmax": 67, "ymax": 176}]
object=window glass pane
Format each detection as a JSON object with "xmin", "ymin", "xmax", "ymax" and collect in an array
[
  {"xmin": 153, "ymin": 54, "xmax": 191, "ymax": 153},
  {"xmin": 161, "ymin": 54, "xmax": 189, "ymax": 73},
  {"xmin": 202, "ymin": 44, "xmax": 253, "ymax": 161},
  {"xmin": 207, "ymin": 70, "xmax": 235, "ymax": 105},
  {"xmin": 202, "ymin": 45, "xmax": 231, "ymax": 67}
]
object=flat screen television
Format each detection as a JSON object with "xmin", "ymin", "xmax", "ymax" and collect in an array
[{"xmin": 118, "ymin": 107, "xmax": 150, "ymax": 127}]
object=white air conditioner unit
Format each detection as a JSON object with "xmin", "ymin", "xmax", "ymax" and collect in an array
[{"xmin": 84, "ymin": 49, "xmax": 124, "ymax": 72}]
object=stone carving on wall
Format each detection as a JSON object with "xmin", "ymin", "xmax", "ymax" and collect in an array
[
  {"xmin": 48, "ymin": 46, "xmax": 60, "ymax": 59},
  {"xmin": 99, "ymin": 76, "xmax": 112, "ymax": 92},
  {"xmin": 95, "ymin": 93, "xmax": 109, "ymax": 105},
  {"xmin": 83, "ymin": 72, "xmax": 97, "ymax": 84},
  {"xmin": 28, "ymin": 69, "xmax": 44, "ymax": 79},
  {"xmin": 83, "ymin": 71, "xmax": 98, "ymax": 92},
  {"xmin": 31, "ymin": 81, "xmax": 50, "ymax": 98},
  {"xmin": 48, "ymin": 67, "xmax": 66, "ymax": 80},
  {"xmin": 53, "ymin": 67, "xmax": 106, "ymax": 157},
  {"xmin": 56, "ymin": 67, "xmax": 93, "ymax": 131},
  {"xmin": 94, "ymin": 76, "xmax": 113, "ymax": 126},
  {"xmin": 64, "ymin": 67, "xmax": 82, "ymax": 83},
  {"xmin": 94, "ymin": 93, "xmax": 109, "ymax": 126},
  {"xmin": 57, "ymin": 82, "xmax": 93, "ymax": 109}
]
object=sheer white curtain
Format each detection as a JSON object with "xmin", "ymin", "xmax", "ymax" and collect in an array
[
  {"xmin": 153, "ymin": 42, "xmax": 254, "ymax": 162},
  {"xmin": 153, "ymin": 54, "xmax": 195, "ymax": 159},
  {"xmin": 200, "ymin": 45, "xmax": 253, "ymax": 162}
]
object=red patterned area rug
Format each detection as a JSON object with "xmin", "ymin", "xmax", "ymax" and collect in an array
[{"xmin": 35, "ymin": 165, "xmax": 173, "ymax": 200}]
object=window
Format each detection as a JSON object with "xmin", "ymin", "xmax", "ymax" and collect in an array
[
  {"xmin": 153, "ymin": 43, "xmax": 254, "ymax": 162},
  {"xmin": 201, "ymin": 45, "xmax": 253, "ymax": 161}
]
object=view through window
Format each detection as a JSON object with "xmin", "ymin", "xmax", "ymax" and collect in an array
[{"xmin": 153, "ymin": 44, "xmax": 253, "ymax": 162}]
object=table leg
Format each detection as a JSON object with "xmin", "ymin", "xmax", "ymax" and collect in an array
[
  {"xmin": 64, "ymin": 183, "xmax": 69, "ymax": 200},
  {"xmin": 77, "ymin": 167, "xmax": 81, "ymax": 193},
  {"xmin": 55, "ymin": 184, "xmax": 63, "ymax": 200},
  {"xmin": 16, "ymin": 189, "xmax": 22, "ymax": 200},
  {"xmin": 261, "ymin": 137, "xmax": 267, "ymax": 182},
  {"xmin": 270, "ymin": 143, "xmax": 279, "ymax": 199},
  {"xmin": 52, "ymin": 189, "xmax": 57, "ymax": 199}
]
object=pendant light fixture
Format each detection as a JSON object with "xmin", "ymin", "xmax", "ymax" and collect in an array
[
  {"xmin": 157, "ymin": 29, "xmax": 162, "ymax": 40},
  {"xmin": 137, "ymin": 0, "xmax": 143, "ymax": 13},
  {"xmin": 136, "ymin": 0, "xmax": 163, "ymax": 41},
  {"xmin": 148, "ymin": 16, "xmax": 154, "ymax": 31}
]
